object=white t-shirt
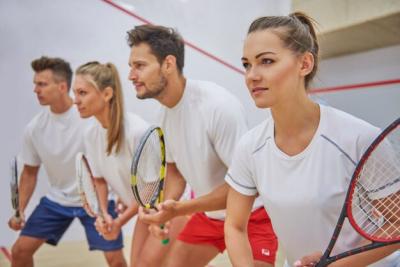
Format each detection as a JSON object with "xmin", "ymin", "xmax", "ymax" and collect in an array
[
  {"xmin": 84, "ymin": 112, "xmax": 149, "ymax": 207},
  {"xmin": 226, "ymin": 105, "xmax": 399, "ymax": 266},
  {"xmin": 21, "ymin": 106, "xmax": 87, "ymax": 206},
  {"xmin": 160, "ymin": 79, "xmax": 262, "ymax": 219}
]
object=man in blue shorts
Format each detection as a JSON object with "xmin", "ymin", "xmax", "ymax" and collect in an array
[{"xmin": 7, "ymin": 56, "xmax": 127, "ymax": 267}]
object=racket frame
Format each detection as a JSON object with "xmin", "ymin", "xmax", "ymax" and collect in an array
[
  {"xmin": 316, "ymin": 118, "xmax": 400, "ymax": 266},
  {"xmin": 131, "ymin": 126, "xmax": 169, "ymax": 244},
  {"xmin": 131, "ymin": 126, "xmax": 166, "ymax": 209},
  {"xmin": 76, "ymin": 152, "xmax": 103, "ymax": 218},
  {"xmin": 10, "ymin": 156, "xmax": 20, "ymax": 220}
]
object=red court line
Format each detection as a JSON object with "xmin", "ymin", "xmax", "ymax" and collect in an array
[
  {"xmin": 310, "ymin": 79, "xmax": 400, "ymax": 94},
  {"xmin": 0, "ymin": 246, "xmax": 12, "ymax": 262},
  {"xmin": 101, "ymin": 0, "xmax": 245, "ymax": 75}
]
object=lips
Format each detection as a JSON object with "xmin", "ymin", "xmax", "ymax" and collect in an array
[
  {"xmin": 251, "ymin": 87, "xmax": 268, "ymax": 94},
  {"xmin": 134, "ymin": 83, "xmax": 144, "ymax": 90}
]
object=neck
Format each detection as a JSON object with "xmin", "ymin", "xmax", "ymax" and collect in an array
[
  {"xmin": 95, "ymin": 105, "xmax": 110, "ymax": 129},
  {"xmin": 271, "ymin": 90, "xmax": 320, "ymax": 138},
  {"xmin": 157, "ymin": 74, "xmax": 186, "ymax": 108},
  {"xmin": 49, "ymin": 95, "xmax": 73, "ymax": 114}
]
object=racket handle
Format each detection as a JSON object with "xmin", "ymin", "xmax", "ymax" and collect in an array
[
  {"xmin": 160, "ymin": 224, "xmax": 169, "ymax": 245},
  {"xmin": 14, "ymin": 211, "xmax": 21, "ymax": 224}
]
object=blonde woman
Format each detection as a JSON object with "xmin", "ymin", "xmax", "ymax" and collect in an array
[{"xmin": 73, "ymin": 61, "xmax": 186, "ymax": 267}]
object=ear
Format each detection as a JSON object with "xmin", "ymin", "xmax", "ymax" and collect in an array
[
  {"xmin": 103, "ymin": 86, "xmax": 114, "ymax": 103},
  {"xmin": 162, "ymin": 55, "xmax": 177, "ymax": 75},
  {"xmin": 58, "ymin": 81, "xmax": 69, "ymax": 94},
  {"xmin": 299, "ymin": 52, "xmax": 314, "ymax": 77}
]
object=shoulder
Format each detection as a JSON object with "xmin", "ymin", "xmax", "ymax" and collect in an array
[
  {"xmin": 124, "ymin": 113, "xmax": 151, "ymax": 149},
  {"xmin": 25, "ymin": 108, "xmax": 50, "ymax": 133},
  {"xmin": 322, "ymin": 106, "xmax": 380, "ymax": 140},
  {"xmin": 190, "ymin": 79, "xmax": 245, "ymax": 116},
  {"xmin": 125, "ymin": 112, "xmax": 149, "ymax": 134},
  {"xmin": 320, "ymin": 105, "xmax": 381, "ymax": 158},
  {"xmin": 237, "ymin": 118, "xmax": 272, "ymax": 154}
]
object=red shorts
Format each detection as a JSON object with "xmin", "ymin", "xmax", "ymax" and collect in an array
[{"xmin": 178, "ymin": 207, "xmax": 277, "ymax": 263}]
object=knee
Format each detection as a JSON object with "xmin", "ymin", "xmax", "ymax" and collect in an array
[
  {"xmin": 133, "ymin": 258, "xmax": 154, "ymax": 267},
  {"xmin": 105, "ymin": 252, "xmax": 127, "ymax": 267},
  {"xmin": 11, "ymin": 242, "xmax": 33, "ymax": 260}
]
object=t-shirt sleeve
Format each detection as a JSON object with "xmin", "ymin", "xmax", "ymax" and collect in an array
[
  {"xmin": 20, "ymin": 125, "xmax": 41, "ymax": 166},
  {"xmin": 209, "ymin": 100, "xmax": 248, "ymax": 167},
  {"xmin": 129, "ymin": 114, "xmax": 150, "ymax": 157},
  {"xmin": 83, "ymin": 129, "xmax": 102, "ymax": 178},
  {"xmin": 165, "ymin": 137, "xmax": 174, "ymax": 164},
  {"xmin": 225, "ymin": 135, "xmax": 258, "ymax": 196}
]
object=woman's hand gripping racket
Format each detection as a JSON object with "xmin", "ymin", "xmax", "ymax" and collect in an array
[
  {"xmin": 315, "ymin": 118, "xmax": 400, "ymax": 267},
  {"xmin": 10, "ymin": 156, "xmax": 20, "ymax": 223},
  {"xmin": 75, "ymin": 152, "xmax": 103, "ymax": 219},
  {"xmin": 131, "ymin": 126, "xmax": 169, "ymax": 245}
]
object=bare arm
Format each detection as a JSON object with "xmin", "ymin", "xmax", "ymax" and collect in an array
[
  {"xmin": 101, "ymin": 202, "xmax": 139, "ymax": 241},
  {"xmin": 225, "ymin": 186, "xmax": 256, "ymax": 267},
  {"xmin": 8, "ymin": 164, "xmax": 40, "ymax": 230},
  {"xmin": 139, "ymin": 160, "xmax": 228, "ymax": 224},
  {"xmin": 93, "ymin": 177, "xmax": 109, "ymax": 216},
  {"xmin": 19, "ymin": 165, "xmax": 40, "ymax": 213},
  {"xmin": 114, "ymin": 203, "xmax": 138, "ymax": 227},
  {"xmin": 171, "ymin": 182, "xmax": 229, "ymax": 216},
  {"xmin": 164, "ymin": 162, "xmax": 187, "ymax": 201}
]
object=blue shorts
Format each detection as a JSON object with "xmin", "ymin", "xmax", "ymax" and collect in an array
[{"xmin": 21, "ymin": 197, "xmax": 123, "ymax": 251}]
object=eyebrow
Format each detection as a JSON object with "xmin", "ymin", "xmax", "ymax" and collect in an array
[{"xmin": 241, "ymin": 51, "xmax": 276, "ymax": 61}]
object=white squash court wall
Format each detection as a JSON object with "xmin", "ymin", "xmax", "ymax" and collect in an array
[
  {"xmin": 1, "ymin": 1, "xmax": 400, "ymax": 248},
  {"xmin": 0, "ymin": 0, "xmax": 290, "ymax": 247},
  {"xmin": 312, "ymin": 44, "xmax": 400, "ymax": 129}
]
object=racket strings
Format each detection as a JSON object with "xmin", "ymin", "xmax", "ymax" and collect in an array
[
  {"xmin": 78, "ymin": 158, "xmax": 100, "ymax": 217},
  {"xmin": 136, "ymin": 131, "xmax": 163, "ymax": 206},
  {"xmin": 351, "ymin": 126, "xmax": 400, "ymax": 240}
]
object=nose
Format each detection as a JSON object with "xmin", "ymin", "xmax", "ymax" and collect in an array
[
  {"xmin": 128, "ymin": 68, "xmax": 138, "ymax": 82},
  {"xmin": 246, "ymin": 66, "xmax": 261, "ymax": 82},
  {"xmin": 34, "ymin": 85, "xmax": 40, "ymax": 93}
]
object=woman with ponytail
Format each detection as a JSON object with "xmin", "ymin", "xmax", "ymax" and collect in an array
[
  {"xmin": 73, "ymin": 61, "xmax": 186, "ymax": 267},
  {"xmin": 223, "ymin": 12, "xmax": 400, "ymax": 267}
]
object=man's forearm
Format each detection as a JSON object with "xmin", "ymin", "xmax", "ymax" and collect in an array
[
  {"xmin": 19, "ymin": 170, "xmax": 38, "ymax": 213},
  {"xmin": 174, "ymin": 182, "xmax": 229, "ymax": 216}
]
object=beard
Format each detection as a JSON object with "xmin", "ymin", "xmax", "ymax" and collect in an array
[{"xmin": 136, "ymin": 74, "xmax": 167, "ymax": 100}]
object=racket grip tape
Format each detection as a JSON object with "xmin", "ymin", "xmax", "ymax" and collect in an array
[{"xmin": 160, "ymin": 224, "xmax": 170, "ymax": 245}]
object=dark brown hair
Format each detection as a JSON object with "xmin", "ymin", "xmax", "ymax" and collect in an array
[
  {"xmin": 248, "ymin": 12, "xmax": 319, "ymax": 88},
  {"xmin": 76, "ymin": 61, "xmax": 125, "ymax": 155},
  {"xmin": 127, "ymin": 24, "xmax": 185, "ymax": 74},
  {"xmin": 31, "ymin": 56, "xmax": 73, "ymax": 90}
]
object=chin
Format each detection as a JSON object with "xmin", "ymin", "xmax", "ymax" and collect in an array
[
  {"xmin": 37, "ymin": 99, "xmax": 47, "ymax": 105},
  {"xmin": 77, "ymin": 111, "xmax": 90, "ymax": 118},
  {"xmin": 253, "ymin": 99, "xmax": 270, "ymax": 109}
]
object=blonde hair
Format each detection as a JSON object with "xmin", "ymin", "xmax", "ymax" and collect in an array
[{"xmin": 76, "ymin": 61, "xmax": 125, "ymax": 155}]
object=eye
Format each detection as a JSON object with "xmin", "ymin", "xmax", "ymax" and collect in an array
[
  {"xmin": 261, "ymin": 58, "xmax": 274, "ymax": 65},
  {"xmin": 78, "ymin": 90, "xmax": 87, "ymax": 96},
  {"xmin": 134, "ymin": 63, "xmax": 145, "ymax": 70},
  {"xmin": 242, "ymin": 62, "xmax": 250, "ymax": 70}
]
